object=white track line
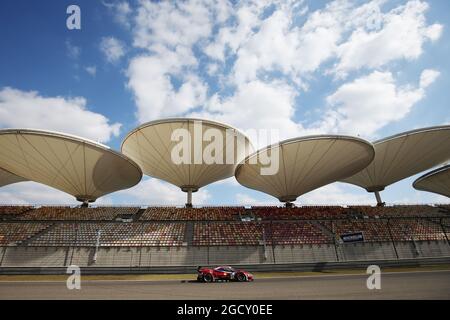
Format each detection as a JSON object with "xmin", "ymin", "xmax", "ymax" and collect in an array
[{"xmin": 0, "ymin": 269, "xmax": 449, "ymax": 283}]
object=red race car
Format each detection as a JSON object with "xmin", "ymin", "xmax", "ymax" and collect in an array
[{"xmin": 197, "ymin": 266, "xmax": 254, "ymax": 282}]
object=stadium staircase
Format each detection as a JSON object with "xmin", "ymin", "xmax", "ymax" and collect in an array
[
  {"xmin": 134, "ymin": 208, "xmax": 146, "ymax": 221},
  {"xmin": 426, "ymin": 218, "xmax": 450, "ymax": 244},
  {"xmin": 184, "ymin": 222, "xmax": 194, "ymax": 246},
  {"xmin": 311, "ymin": 221, "xmax": 336, "ymax": 239},
  {"xmin": 19, "ymin": 223, "xmax": 56, "ymax": 246},
  {"xmin": 310, "ymin": 221, "xmax": 341, "ymax": 260}
]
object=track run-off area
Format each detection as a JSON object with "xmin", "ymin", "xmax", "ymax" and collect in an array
[{"xmin": 0, "ymin": 266, "xmax": 449, "ymax": 299}]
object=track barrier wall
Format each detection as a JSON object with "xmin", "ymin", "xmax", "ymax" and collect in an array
[{"xmin": 1, "ymin": 240, "xmax": 449, "ymax": 274}]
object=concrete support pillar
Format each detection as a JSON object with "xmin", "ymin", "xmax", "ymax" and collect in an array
[
  {"xmin": 374, "ymin": 191, "xmax": 385, "ymax": 207},
  {"xmin": 186, "ymin": 189, "xmax": 193, "ymax": 208}
]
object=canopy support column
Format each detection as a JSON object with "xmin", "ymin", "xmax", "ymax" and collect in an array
[
  {"xmin": 181, "ymin": 185, "xmax": 198, "ymax": 208},
  {"xmin": 374, "ymin": 191, "xmax": 385, "ymax": 207},
  {"xmin": 186, "ymin": 189, "xmax": 193, "ymax": 208}
]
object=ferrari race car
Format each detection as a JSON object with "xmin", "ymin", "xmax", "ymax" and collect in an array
[{"xmin": 197, "ymin": 266, "xmax": 254, "ymax": 282}]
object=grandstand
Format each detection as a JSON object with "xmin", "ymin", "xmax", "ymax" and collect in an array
[{"xmin": 0, "ymin": 205, "xmax": 448, "ymax": 269}]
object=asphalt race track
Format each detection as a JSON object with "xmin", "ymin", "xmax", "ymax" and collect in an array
[{"xmin": 0, "ymin": 270, "xmax": 449, "ymax": 300}]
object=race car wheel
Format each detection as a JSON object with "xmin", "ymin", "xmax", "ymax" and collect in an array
[
  {"xmin": 203, "ymin": 273, "xmax": 214, "ymax": 283},
  {"xmin": 236, "ymin": 273, "xmax": 247, "ymax": 282}
]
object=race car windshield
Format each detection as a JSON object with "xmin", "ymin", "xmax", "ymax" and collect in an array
[{"xmin": 224, "ymin": 267, "xmax": 236, "ymax": 272}]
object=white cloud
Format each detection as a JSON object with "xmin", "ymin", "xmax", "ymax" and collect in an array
[
  {"xmin": 133, "ymin": 0, "xmax": 214, "ymax": 52},
  {"xmin": 230, "ymin": 1, "xmax": 339, "ymax": 86},
  {"xmin": 204, "ymin": 1, "xmax": 272, "ymax": 62},
  {"xmin": 424, "ymin": 22, "xmax": 443, "ymax": 41},
  {"xmin": 126, "ymin": 0, "xmax": 222, "ymax": 123},
  {"xmin": 202, "ymin": 0, "xmax": 443, "ymax": 84},
  {"xmin": 0, "ymin": 181, "xmax": 115, "ymax": 206},
  {"xmin": 419, "ymin": 68, "xmax": 440, "ymax": 88},
  {"xmin": 235, "ymin": 183, "xmax": 375, "ymax": 206},
  {"xmin": 114, "ymin": 177, "xmax": 211, "ymax": 205},
  {"xmin": 191, "ymin": 80, "xmax": 302, "ymax": 145},
  {"xmin": 299, "ymin": 183, "xmax": 374, "ymax": 205},
  {"xmin": 102, "ymin": 1, "xmax": 133, "ymax": 28},
  {"xmin": 85, "ymin": 66, "xmax": 97, "ymax": 77},
  {"xmin": 125, "ymin": 0, "xmax": 443, "ymax": 141},
  {"xmin": 100, "ymin": 37, "xmax": 126, "ymax": 63},
  {"xmin": 65, "ymin": 39, "xmax": 81, "ymax": 59},
  {"xmin": 0, "ymin": 182, "xmax": 76, "ymax": 205},
  {"xmin": 214, "ymin": 177, "xmax": 240, "ymax": 187},
  {"xmin": 393, "ymin": 190, "xmax": 450, "ymax": 205},
  {"xmin": 0, "ymin": 87, "xmax": 121, "ymax": 143},
  {"xmin": 313, "ymin": 69, "xmax": 435, "ymax": 138},
  {"xmin": 235, "ymin": 193, "xmax": 277, "ymax": 206},
  {"xmin": 127, "ymin": 56, "xmax": 207, "ymax": 122},
  {"xmin": 115, "ymin": 1, "xmax": 132, "ymax": 28},
  {"xmin": 207, "ymin": 63, "xmax": 219, "ymax": 76},
  {"xmin": 333, "ymin": 0, "xmax": 443, "ymax": 77}
]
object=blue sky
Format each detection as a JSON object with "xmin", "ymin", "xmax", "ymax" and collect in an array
[{"xmin": 0, "ymin": 0, "xmax": 449, "ymax": 206}]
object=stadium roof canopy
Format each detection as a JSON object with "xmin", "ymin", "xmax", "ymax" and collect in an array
[
  {"xmin": 413, "ymin": 164, "xmax": 450, "ymax": 198},
  {"xmin": 0, "ymin": 129, "xmax": 142, "ymax": 205},
  {"xmin": 235, "ymin": 135, "xmax": 375, "ymax": 205},
  {"xmin": 121, "ymin": 118, "xmax": 254, "ymax": 206},
  {"xmin": 0, "ymin": 167, "xmax": 27, "ymax": 188},
  {"xmin": 341, "ymin": 126, "xmax": 450, "ymax": 205}
]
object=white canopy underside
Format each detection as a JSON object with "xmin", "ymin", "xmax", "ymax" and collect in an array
[
  {"xmin": 341, "ymin": 126, "xmax": 450, "ymax": 192},
  {"xmin": 235, "ymin": 136, "xmax": 375, "ymax": 202},
  {"xmin": 122, "ymin": 118, "xmax": 254, "ymax": 191},
  {"xmin": 0, "ymin": 129, "xmax": 142, "ymax": 202},
  {"xmin": 413, "ymin": 165, "xmax": 450, "ymax": 198},
  {"xmin": 0, "ymin": 167, "xmax": 27, "ymax": 187}
]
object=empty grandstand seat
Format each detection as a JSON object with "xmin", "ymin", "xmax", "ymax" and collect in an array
[
  {"xmin": 1, "ymin": 205, "xmax": 447, "ymax": 250},
  {"xmin": 140, "ymin": 207, "xmax": 243, "ymax": 221},
  {"xmin": 268, "ymin": 221, "xmax": 332, "ymax": 244},
  {"xmin": 388, "ymin": 218, "xmax": 446, "ymax": 241},
  {"xmin": 27, "ymin": 222, "xmax": 185, "ymax": 247},
  {"xmin": 0, "ymin": 206, "xmax": 32, "ymax": 217},
  {"xmin": 0, "ymin": 223, "xmax": 49, "ymax": 245},
  {"xmin": 17, "ymin": 207, "xmax": 139, "ymax": 221},
  {"xmin": 251, "ymin": 206, "xmax": 349, "ymax": 220},
  {"xmin": 331, "ymin": 219, "xmax": 391, "ymax": 242},
  {"xmin": 193, "ymin": 222, "xmax": 263, "ymax": 245}
]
